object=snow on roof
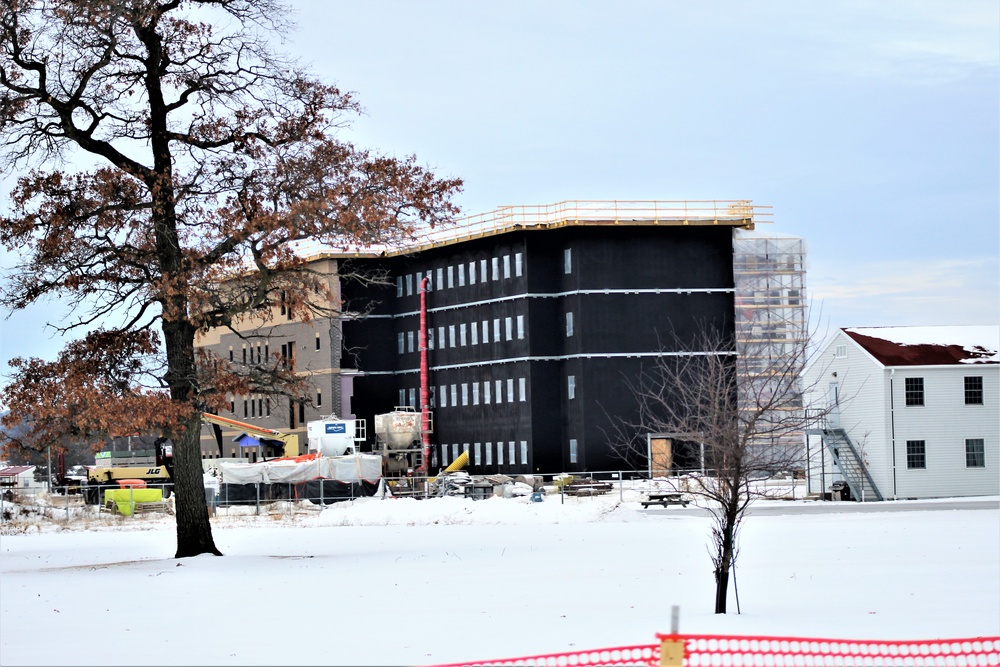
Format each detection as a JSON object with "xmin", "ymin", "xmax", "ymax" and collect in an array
[
  {"xmin": 0, "ymin": 465, "xmax": 35, "ymax": 477},
  {"xmin": 843, "ymin": 325, "xmax": 999, "ymax": 366}
]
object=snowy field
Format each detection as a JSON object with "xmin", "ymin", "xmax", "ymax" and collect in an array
[{"xmin": 1, "ymin": 493, "xmax": 998, "ymax": 667}]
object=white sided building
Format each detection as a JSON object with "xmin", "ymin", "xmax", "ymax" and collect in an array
[{"xmin": 804, "ymin": 325, "xmax": 998, "ymax": 501}]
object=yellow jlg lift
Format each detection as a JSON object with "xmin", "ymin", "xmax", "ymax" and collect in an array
[{"xmin": 200, "ymin": 413, "xmax": 301, "ymax": 459}]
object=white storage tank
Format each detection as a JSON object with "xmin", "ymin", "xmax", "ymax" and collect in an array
[
  {"xmin": 307, "ymin": 417, "xmax": 358, "ymax": 457},
  {"xmin": 374, "ymin": 408, "xmax": 421, "ymax": 450}
]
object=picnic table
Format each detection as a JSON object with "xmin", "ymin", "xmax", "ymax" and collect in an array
[{"xmin": 640, "ymin": 492, "xmax": 689, "ymax": 508}]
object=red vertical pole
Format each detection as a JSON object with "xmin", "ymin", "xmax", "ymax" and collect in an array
[{"xmin": 419, "ymin": 276, "xmax": 431, "ymax": 472}]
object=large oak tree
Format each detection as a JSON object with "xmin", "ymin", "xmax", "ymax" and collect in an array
[{"xmin": 0, "ymin": 0, "xmax": 461, "ymax": 557}]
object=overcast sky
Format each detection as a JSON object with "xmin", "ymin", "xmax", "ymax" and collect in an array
[{"xmin": 1, "ymin": 0, "xmax": 997, "ymax": 378}]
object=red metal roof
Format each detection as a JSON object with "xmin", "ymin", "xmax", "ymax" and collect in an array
[
  {"xmin": 0, "ymin": 466, "xmax": 35, "ymax": 477},
  {"xmin": 844, "ymin": 328, "xmax": 999, "ymax": 367}
]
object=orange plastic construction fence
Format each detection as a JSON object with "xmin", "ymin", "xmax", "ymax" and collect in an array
[{"xmin": 428, "ymin": 634, "xmax": 1000, "ymax": 667}]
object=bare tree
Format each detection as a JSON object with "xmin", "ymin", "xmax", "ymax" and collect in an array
[
  {"xmin": 613, "ymin": 326, "xmax": 832, "ymax": 613},
  {"xmin": 0, "ymin": 0, "xmax": 461, "ymax": 557}
]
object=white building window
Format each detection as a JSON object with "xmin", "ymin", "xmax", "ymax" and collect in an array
[
  {"xmin": 480, "ymin": 259, "xmax": 487, "ymax": 281},
  {"xmin": 436, "ymin": 267, "xmax": 445, "ymax": 291},
  {"xmin": 569, "ymin": 438, "xmax": 578, "ymax": 463},
  {"xmin": 497, "ymin": 441, "xmax": 504, "ymax": 465},
  {"xmin": 492, "ymin": 257, "xmax": 500, "ymax": 281},
  {"xmin": 397, "ymin": 332, "xmax": 404, "ymax": 355},
  {"xmin": 474, "ymin": 442, "xmax": 482, "ymax": 465},
  {"xmin": 564, "ymin": 248, "xmax": 572, "ymax": 274},
  {"xmin": 461, "ymin": 383, "xmax": 469, "ymax": 406},
  {"xmin": 473, "ymin": 382, "xmax": 480, "ymax": 405},
  {"xmin": 515, "ymin": 252, "xmax": 523, "ymax": 277},
  {"xmin": 457, "ymin": 264, "xmax": 465, "ymax": 287},
  {"xmin": 398, "ymin": 389, "xmax": 406, "ymax": 406},
  {"xmin": 441, "ymin": 444, "xmax": 449, "ymax": 466},
  {"xmin": 507, "ymin": 378, "xmax": 515, "ymax": 403},
  {"xmin": 438, "ymin": 326, "xmax": 445, "ymax": 348},
  {"xmin": 396, "ymin": 276, "xmax": 403, "ymax": 298},
  {"xmin": 834, "ymin": 345, "xmax": 847, "ymax": 358},
  {"xmin": 494, "ymin": 318, "xmax": 501, "ymax": 342},
  {"xmin": 408, "ymin": 388, "xmax": 416, "ymax": 408},
  {"xmin": 452, "ymin": 443, "xmax": 459, "ymax": 460},
  {"xmin": 449, "ymin": 325, "xmax": 456, "ymax": 348},
  {"xmin": 485, "ymin": 442, "xmax": 492, "ymax": 465},
  {"xmin": 505, "ymin": 317, "xmax": 513, "ymax": 341},
  {"xmin": 503, "ymin": 255, "xmax": 511, "ymax": 279},
  {"xmin": 469, "ymin": 261, "xmax": 477, "ymax": 284},
  {"xmin": 482, "ymin": 321, "xmax": 490, "ymax": 344},
  {"xmin": 568, "ymin": 375, "xmax": 576, "ymax": 399},
  {"xmin": 519, "ymin": 378, "xmax": 527, "ymax": 402},
  {"xmin": 517, "ymin": 315, "xmax": 525, "ymax": 339},
  {"xmin": 520, "ymin": 441, "xmax": 528, "ymax": 466},
  {"xmin": 447, "ymin": 265, "xmax": 454, "ymax": 289},
  {"xmin": 460, "ymin": 323, "xmax": 467, "ymax": 346},
  {"xmin": 484, "ymin": 380, "xmax": 491, "ymax": 404},
  {"xmin": 407, "ymin": 331, "xmax": 414, "ymax": 353},
  {"xmin": 566, "ymin": 312, "xmax": 574, "ymax": 337},
  {"xmin": 428, "ymin": 328, "xmax": 435, "ymax": 350},
  {"xmin": 495, "ymin": 380, "xmax": 503, "ymax": 403},
  {"xmin": 405, "ymin": 273, "xmax": 413, "ymax": 296},
  {"xmin": 471, "ymin": 324, "xmax": 478, "ymax": 345},
  {"xmin": 439, "ymin": 385, "xmax": 448, "ymax": 408},
  {"xmin": 450, "ymin": 384, "xmax": 458, "ymax": 406}
]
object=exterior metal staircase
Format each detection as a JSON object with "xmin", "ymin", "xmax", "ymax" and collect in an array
[{"xmin": 812, "ymin": 427, "xmax": 884, "ymax": 502}]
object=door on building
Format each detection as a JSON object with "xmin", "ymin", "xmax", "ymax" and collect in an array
[{"xmin": 828, "ymin": 382, "xmax": 841, "ymax": 428}]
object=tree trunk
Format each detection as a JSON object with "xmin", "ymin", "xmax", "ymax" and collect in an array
[
  {"xmin": 163, "ymin": 321, "xmax": 222, "ymax": 558},
  {"xmin": 714, "ymin": 506, "xmax": 738, "ymax": 613}
]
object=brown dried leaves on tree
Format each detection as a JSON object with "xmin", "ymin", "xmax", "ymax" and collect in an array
[{"xmin": 0, "ymin": 0, "xmax": 462, "ymax": 556}]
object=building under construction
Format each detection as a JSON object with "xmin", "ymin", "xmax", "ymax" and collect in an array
[{"xmin": 196, "ymin": 200, "xmax": 810, "ymax": 476}]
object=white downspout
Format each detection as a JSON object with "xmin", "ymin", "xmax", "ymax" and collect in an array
[{"xmin": 889, "ymin": 368, "xmax": 897, "ymax": 499}]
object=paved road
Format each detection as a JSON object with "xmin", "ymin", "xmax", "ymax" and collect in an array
[{"xmin": 641, "ymin": 498, "xmax": 1000, "ymax": 517}]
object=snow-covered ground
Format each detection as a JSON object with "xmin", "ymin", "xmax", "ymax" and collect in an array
[{"xmin": 1, "ymin": 492, "xmax": 997, "ymax": 666}]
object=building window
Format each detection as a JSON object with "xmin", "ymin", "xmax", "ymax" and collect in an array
[
  {"xmin": 965, "ymin": 376, "xmax": 984, "ymax": 405},
  {"xmin": 429, "ymin": 386, "xmax": 436, "ymax": 408},
  {"xmin": 485, "ymin": 442, "xmax": 492, "ymax": 466},
  {"xmin": 439, "ymin": 385, "xmax": 447, "ymax": 408},
  {"xmin": 966, "ymin": 439, "xmax": 985, "ymax": 468},
  {"xmin": 483, "ymin": 380, "xmax": 491, "ymax": 404},
  {"xmin": 242, "ymin": 345, "xmax": 247, "ymax": 363},
  {"xmin": 505, "ymin": 317, "xmax": 513, "ymax": 341},
  {"xmin": 228, "ymin": 346, "xmax": 233, "ymax": 362},
  {"xmin": 515, "ymin": 252, "xmax": 523, "ymax": 277},
  {"xmin": 407, "ymin": 331, "xmax": 414, "ymax": 353},
  {"xmin": 457, "ymin": 263, "xmax": 465, "ymax": 287},
  {"xmin": 409, "ymin": 388, "xmax": 416, "ymax": 408},
  {"xmin": 243, "ymin": 398, "xmax": 248, "ymax": 418},
  {"xmin": 298, "ymin": 401, "xmax": 305, "ymax": 424},
  {"xmin": 520, "ymin": 441, "xmax": 528, "ymax": 466},
  {"xmin": 449, "ymin": 325, "xmax": 456, "ymax": 348},
  {"xmin": 569, "ymin": 438, "xmax": 578, "ymax": 463},
  {"xmin": 315, "ymin": 333, "xmax": 321, "ymax": 351},
  {"xmin": 506, "ymin": 378, "xmax": 515, "ymax": 403},
  {"xmin": 396, "ymin": 276, "xmax": 403, "ymax": 298},
  {"xmin": 906, "ymin": 440, "xmax": 926, "ymax": 469},
  {"xmin": 493, "ymin": 318, "xmax": 501, "ymax": 342},
  {"xmin": 405, "ymin": 273, "xmax": 413, "ymax": 296},
  {"xmin": 450, "ymin": 384, "xmax": 457, "ymax": 407},
  {"xmin": 497, "ymin": 441, "xmax": 504, "ymax": 465},
  {"xmin": 473, "ymin": 382, "xmax": 480, "ymax": 405},
  {"xmin": 471, "ymin": 323, "xmax": 478, "ymax": 345},
  {"xmin": 447, "ymin": 265, "xmax": 454, "ymax": 289},
  {"xmin": 481, "ymin": 321, "xmax": 489, "ymax": 344},
  {"xmin": 461, "ymin": 383, "xmax": 469, "ymax": 406},
  {"xmin": 564, "ymin": 248, "xmax": 572, "ymax": 274},
  {"xmin": 460, "ymin": 323, "xmax": 467, "ymax": 346},
  {"xmin": 428, "ymin": 328, "xmax": 435, "ymax": 350},
  {"xmin": 568, "ymin": 375, "xmax": 576, "ymax": 399},
  {"xmin": 492, "ymin": 257, "xmax": 499, "ymax": 281},
  {"xmin": 438, "ymin": 326, "xmax": 445, "ymax": 348},
  {"xmin": 517, "ymin": 315, "xmax": 525, "ymax": 339},
  {"xmin": 509, "ymin": 441, "xmax": 516, "ymax": 465},
  {"xmin": 502, "ymin": 255, "xmax": 511, "ymax": 279},
  {"xmin": 399, "ymin": 389, "xmax": 406, "ymax": 406},
  {"xmin": 566, "ymin": 312, "xmax": 574, "ymax": 337},
  {"xmin": 397, "ymin": 332, "xmax": 404, "ymax": 355},
  {"xmin": 469, "ymin": 261, "xmax": 477, "ymax": 284},
  {"xmin": 480, "ymin": 259, "xmax": 487, "ymax": 282},
  {"xmin": 316, "ymin": 389, "xmax": 322, "ymax": 407},
  {"xmin": 495, "ymin": 379, "xmax": 503, "ymax": 403},
  {"xmin": 474, "ymin": 442, "xmax": 482, "ymax": 466},
  {"xmin": 834, "ymin": 344, "xmax": 847, "ymax": 358},
  {"xmin": 904, "ymin": 377, "xmax": 924, "ymax": 406},
  {"xmin": 519, "ymin": 378, "xmax": 526, "ymax": 402},
  {"xmin": 436, "ymin": 267, "xmax": 444, "ymax": 291}
]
